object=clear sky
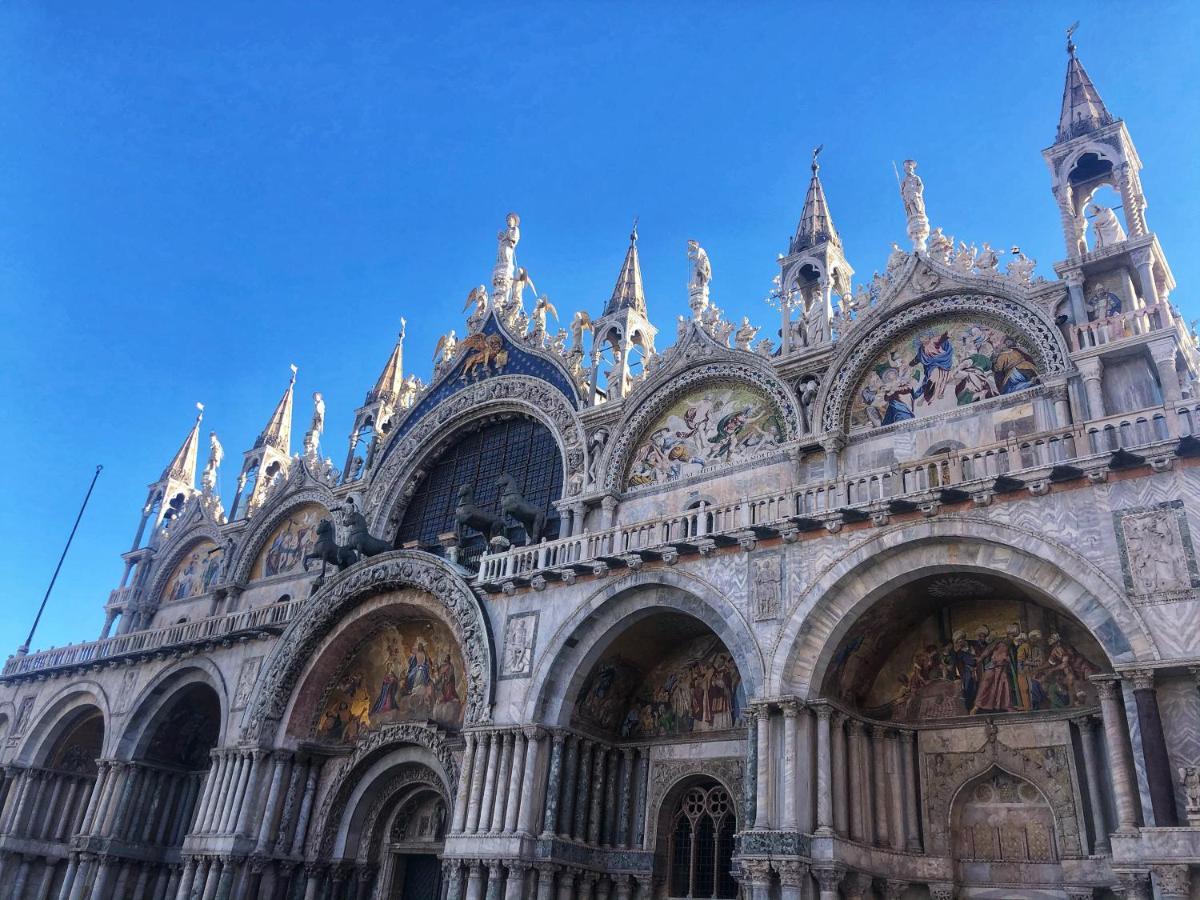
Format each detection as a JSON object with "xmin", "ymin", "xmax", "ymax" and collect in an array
[{"xmin": 1, "ymin": 2, "xmax": 1197, "ymax": 656}]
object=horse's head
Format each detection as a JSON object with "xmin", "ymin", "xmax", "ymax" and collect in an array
[
  {"xmin": 496, "ymin": 473, "xmax": 515, "ymax": 493},
  {"xmin": 316, "ymin": 518, "xmax": 334, "ymax": 536},
  {"xmin": 456, "ymin": 484, "xmax": 473, "ymax": 502}
]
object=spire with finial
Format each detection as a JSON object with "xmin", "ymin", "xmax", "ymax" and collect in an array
[
  {"xmin": 368, "ymin": 318, "xmax": 406, "ymax": 405},
  {"xmin": 161, "ymin": 402, "xmax": 204, "ymax": 485},
  {"xmin": 790, "ymin": 145, "xmax": 841, "ymax": 253},
  {"xmin": 1056, "ymin": 23, "xmax": 1114, "ymax": 143},
  {"xmin": 256, "ymin": 365, "xmax": 297, "ymax": 453},
  {"xmin": 605, "ymin": 218, "xmax": 647, "ymax": 316}
]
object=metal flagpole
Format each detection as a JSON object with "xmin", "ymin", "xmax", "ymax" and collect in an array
[{"xmin": 18, "ymin": 464, "xmax": 103, "ymax": 656}]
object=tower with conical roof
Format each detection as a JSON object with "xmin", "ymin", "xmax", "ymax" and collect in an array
[
  {"xmin": 1045, "ymin": 25, "xmax": 1185, "ymax": 415},
  {"xmin": 589, "ymin": 223, "xmax": 657, "ymax": 403},
  {"xmin": 229, "ymin": 366, "xmax": 297, "ymax": 519},
  {"xmin": 777, "ymin": 147, "xmax": 854, "ymax": 355},
  {"xmin": 344, "ymin": 320, "xmax": 410, "ymax": 482}
]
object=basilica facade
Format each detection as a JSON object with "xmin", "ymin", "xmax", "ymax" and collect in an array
[{"xmin": 2, "ymin": 36, "xmax": 1200, "ymax": 900}]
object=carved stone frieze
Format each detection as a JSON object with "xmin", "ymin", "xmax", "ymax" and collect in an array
[
  {"xmin": 240, "ymin": 552, "xmax": 494, "ymax": 739},
  {"xmin": 1113, "ymin": 500, "xmax": 1200, "ymax": 604}
]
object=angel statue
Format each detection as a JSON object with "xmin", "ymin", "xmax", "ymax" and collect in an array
[
  {"xmin": 510, "ymin": 267, "xmax": 537, "ymax": 319},
  {"xmin": 202, "ymin": 431, "xmax": 224, "ymax": 494},
  {"xmin": 928, "ymin": 227, "xmax": 954, "ymax": 262},
  {"xmin": 975, "ymin": 242, "xmax": 1000, "ymax": 271},
  {"xmin": 493, "ymin": 212, "xmax": 520, "ymax": 289},
  {"xmin": 954, "ymin": 242, "xmax": 977, "ymax": 273},
  {"xmin": 899, "ymin": 159, "xmax": 925, "ymax": 219},
  {"xmin": 570, "ymin": 310, "xmax": 593, "ymax": 351},
  {"xmin": 433, "ymin": 330, "xmax": 458, "ymax": 370},
  {"xmin": 463, "ymin": 285, "xmax": 488, "ymax": 331},
  {"xmin": 734, "ymin": 316, "xmax": 760, "ymax": 351},
  {"xmin": 886, "ymin": 242, "xmax": 907, "ymax": 274},
  {"xmin": 530, "ymin": 295, "xmax": 558, "ymax": 341}
]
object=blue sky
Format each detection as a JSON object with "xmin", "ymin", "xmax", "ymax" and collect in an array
[{"xmin": 1, "ymin": 2, "xmax": 1197, "ymax": 655}]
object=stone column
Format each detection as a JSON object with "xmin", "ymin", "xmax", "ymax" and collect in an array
[
  {"xmin": 901, "ymin": 729, "xmax": 922, "ymax": 853},
  {"xmin": 555, "ymin": 869, "xmax": 575, "ymax": 900},
  {"xmin": 886, "ymin": 730, "xmax": 906, "ymax": 851},
  {"xmin": 1152, "ymin": 864, "xmax": 1191, "ymax": 900},
  {"xmin": 617, "ymin": 748, "xmax": 635, "ymax": 847},
  {"xmin": 443, "ymin": 861, "xmax": 464, "ymax": 900},
  {"xmin": 479, "ymin": 732, "xmax": 504, "ymax": 833},
  {"xmin": 540, "ymin": 733, "xmax": 565, "ymax": 838},
  {"xmin": 574, "ymin": 740, "xmax": 594, "ymax": 840},
  {"xmin": 228, "ymin": 752, "xmax": 255, "ymax": 834},
  {"xmin": 1116, "ymin": 870, "xmax": 1152, "ymax": 900},
  {"xmin": 77, "ymin": 764, "xmax": 110, "ymax": 835},
  {"xmin": 752, "ymin": 704, "xmax": 771, "ymax": 829},
  {"xmin": 452, "ymin": 734, "xmax": 477, "ymax": 833},
  {"xmin": 846, "ymin": 720, "xmax": 865, "ymax": 842},
  {"xmin": 503, "ymin": 862, "xmax": 529, "ymax": 900},
  {"xmin": 535, "ymin": 866, "xmax": 556, "ymax": 900},
  {"xmin": 1063, "ymin": 270, "xmax": 1088, "ymax": 325},
  {"xmin": 613, "ymin": 875, "xmax": 634, "ymax": 900},
  {"xmin": 490, "ymin": 732, "xmax": 515, "ymax": 833},
  {"xmin": 196, "ymin": 753, "xmax": 224, "ymax": 833},
  {"xmin": 633, "ymin": 751, "xmax": 650, "ymax": 848},
  {"xmin": 484, "ymin": 862, "xmax": 502, "ymax": 900},
  {"xmin": 1049, "ymin": 382, "xmax": 1073, "ymax": 428},
  {"xmin": 821, "ymin": 436, "xmax": 843, "ymax": 481},
  {"xmin": 466, "ymin": 733, "xmax": 492, "ymax": 834},
  {"xmin": 769, "ymin": 861, "xmax": 802, "ymax": 900},
  {"xmin": 559, "ymin": 736, "xmax": 579, "ymax": 838},
  {"xmin": 1150, "ymin": 339, "xmax": 1183, "ymax": 404},
  {"xmin": 1096, "ymin": 679, "xmax": 1139, "ymax": 831},
  {"xmin": 1074, "ymin": 715, "xmax": 1110, "ymax": 854},
  {"xmin": 870, "ymin": 725, "xmax": 890, "ymax": 847},
  {"xmin": 517, "ymin": 727, "xmax": 544, "ymax": 836},
  {"xmin": 173, "ymin": 858, "xmax": 197, "ymax": 900},
  {"xmin": 812, "ymin": 865, "xmax": 845, "ymax": 900},
  {"xmin": 813, "ymin": 704, "xmax": 832, "ymax": 833},
  {"xmin": 290, "ymin": 760, "xmax": 321, "ymax": 857},
  {"xmin": 1129, "ymin": 670, "xmax": 1179, "ymax": 826},
  {"xmin": 273, "ymin": 757, "xmax": 306, "ymax": 855},
  {"xmin": 256, "ymin": 753, "xmax": 290, "ymax": 853},
  {"xmin": 1077, "ymin": 358, "xmax": 1106, "ymax": 420},
  {"xmin": 1130, "ymin": 246, "xmax": 1161, "ymax": 307},
  {"xmin": 503, "ymin": 731, "xmax": 527, "ymax": 834},
  {"xmin": 98, "ymin": 763, "xmax": 131, "ymax": 837},
  {"xmin": 587, "ymin": 743, "xmax": 606, "ymax": 844},
  {"xmin": 236, "ymin": 751, "xmax": 268, "ymax": 837},
  {"xmin": 602, "ymin": 749, "xmax": 619, "ymax": 846},
  {"xmin": 464, "ymin": 863, "xmax": 485, "ymax": 900},
  {"xmin": 831, "ymin": 713, "xmax": 848, "ymax": 836},
  {"xmin": 742, "ymin": 859, "xmax": 772, "ymax": 900},
  {"xmin": 778, "ymin": 702, "xmax": 799, "ymax": 831}
]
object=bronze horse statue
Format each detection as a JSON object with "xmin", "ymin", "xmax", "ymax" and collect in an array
[
  {"xmin": 454, "ymin": 483, "xmax": 504, "ymax": 544},
  {"xmin": 497, "ymin": 473, "xmax": 545, "ymax": 546},
  {"xmin": 341, "ymin": 504, "xmax": 392, "ymax": 559},
  {"xmin": 302, "ymin": 519, "xmax": 358, "ymax": 576}
]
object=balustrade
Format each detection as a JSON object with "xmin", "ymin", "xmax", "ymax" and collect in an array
[{"xmin": 1067, "ymin": 300, "xmax": 1171, "ymax": 351}]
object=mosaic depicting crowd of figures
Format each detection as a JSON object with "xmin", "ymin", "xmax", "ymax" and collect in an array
[
  {"xmin": 315, "ymin": 619, "xmax": 465, "ymax": 742},
  {"xmin": 574, "ymin": 635, "xmax": 746, "ymax": 739},
  {"xmin": 850, "ymin": 316, "xmax": 1041, "ymax": 429},
  {"xmin": 829, "ymin": 576, "xmax": 1106, "ymax": 722},
  {"xmin": 625, "ymin": 383, "xmax": 786, "ymax": 489},
  {"xmin": 253, "ymin": 504, "xmax": 325, "ymax": 579}
]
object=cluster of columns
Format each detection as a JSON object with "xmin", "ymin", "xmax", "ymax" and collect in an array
[
  {"xmin": 444, "ymin": 860, "xmax": 650, "ymax": 900},
  {"xmin": 748, "ymin": 701, "xmax": 923, "ymax": 853},
  {"xmin": 539, "ymin": 731, "xmax": 648, "ymax": 849},
  {"xmin": 450, "ymin": 728, "xmax": 545, "ymax": 840}
]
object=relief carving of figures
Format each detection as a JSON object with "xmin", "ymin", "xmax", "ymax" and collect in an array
[
  {"xmin": 751, "ymin": 554, "xmax": 782, "ymax": 620},
  {"xmin": 500, "ymin": 611, "xmax": 537, "ymax": 678},
  {"xmin": 1115, "ymin": 502, "xmax": 1200, "ymax": 601},
  {"xmin": 586, "ymin": 426, "xmax": 609, "ymax": 486}
]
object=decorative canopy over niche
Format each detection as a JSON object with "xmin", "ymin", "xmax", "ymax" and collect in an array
[
  {"xmin": 573, "ymin": 615, "xmax": 745, "ymax": 740},
  {"xmin": 162, "ymin": 540, "xmax": 222, "ymax": 602},
  {"xmin": 824, "ymin": 573, "xmax": 1108, "ymax": 722},
  {"xmin": 624, "ymin": 381, "xmax": 786, "ymax": 490},
  {"xmin": 313, "ymin": 618, "xmax": 465, "ymax": 743},
  {"xmin": 252, "ymin": 502, "xmax": 327, "ymax": 581},
  {"xmin": 849, "ymin": 315, "xmax": 1041, "ymax": 430}
]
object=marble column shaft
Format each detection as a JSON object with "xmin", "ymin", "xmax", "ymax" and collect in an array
[
  {"xmin": 1130, "ymin": 672, "xmax": 1179, "ymax": 826},
  {"xmin": 466, "ymin": 733, "xmax": 491, "ymax": 834},
  {"xmin": 1076, "ymin": 716, "xmax": 1110, "ymax": 853},
  {"xmin": 886, "ymin": 731, "xmax": 906, "ymax": 851},
  {"xmin": 901, "ymin": 730, "xmax": 922, "ymax": 853},
  {"xmin": 504, "ymin": 731, "xmax": 528, "ymax": 834},
  {"xmin": 602, "ymin": 749, "xmax": 619, "ymax": 846},
  {"xmin": 846, "ymin": 722, "xmax": 865, "ymax": 843},
  {"xmin": 257, "ymin": 754, "xmax": 290, "ymax": 852},
  {"xmin": 587, "ymin": 743, "xmax": 606, "ymax": 844},
  {"xmin": 451, "ymin": 734, "xmax": 477, "ymax": 833},
  {"xmin": 1097, "ymin": 680, "xmax": 1139, "ymax": 830},
  {"xmin": 753, "ymin": 706, "xmax": 771, "ymax": 829},
  {"xmin": 831, "ymin": 715, "xmax": 849, "ymax": 836},
  {"xmin": 813, "ymin": 705, "xmax": 832, "ymax": 832},
  {"xmin": 290, "ymin": 761, "xmax": 321, "ymax": 856},
  {"xmin": 478, "ymin": 731, "xmax": 503, "ymax": 832},
  {"xmin": 617, "ymin": 748, "xmax": 635, "ymax": 847},
  {"xmin": 516, "ymin": 729, "xmax": 544, "ymax": 836},
  {"xmin": 783, "ymin": 703, "xmax": 801, "ymax": 830},
  {"xmin": 490, "ymin": 732, "xmax": 515, "ymax": 833},
  {"xmin": 540, "ymin": 734, "xmax": 565, "ymax": 837},
  {"xmin": 574, "ymin": 740, "xmax": 594, "ymax": 839},
  {"xmin": 871, "ymin": 727, "xmax": 890, "ymax": 847}
]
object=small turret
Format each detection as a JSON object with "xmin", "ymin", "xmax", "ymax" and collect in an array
[
  {"xmin": 344, "ymin": 321, "xmax": 414, "ymax": 482},
  {"xmin": 229, "ymin": 366, "xmax": 297, "ymax": 519},
  {"xmin": 589, "ymin": 223, "xmax": 657, "ymax": 403}
]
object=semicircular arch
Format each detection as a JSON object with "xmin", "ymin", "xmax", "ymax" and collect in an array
[
  {"xmin": 524, "ymin": 568, "xmax": 766, "ymax": 727},
  {"xmin": 227, "ymin": 488, "xmax": 336, "ymax": 586},
  {"xmin": 603, "ymin": 357, "xmax": 803, "ymax": 494},
  {"xmin": 815, "ymin": 292, "xmax": 1071, "ymax": 435},
  {"xmin": 113, "ymin": 658, "xmax": 230, "ymax": 761},
  {"xmin": 768, "ymin": 516, "xmax": 1155, "ymax": 699},
  {"xmin": 240, "ymin": 551, "xmax": 494, "ymax": 742},
  {"xmin": 147, "ymin": 524, "xmax": 228, "ymax": 609},
  {"xmin": 365, "ymin": 376, "xmax": 586, "ymax": 537},
  {"xmin": 15, "ymin": 681, "xmax": 111, "ymax": 766}
]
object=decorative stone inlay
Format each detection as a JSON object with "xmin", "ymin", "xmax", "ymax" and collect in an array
[{"xmin": 240, "ymin": 552, "xmax": 494, "ymax": 738}]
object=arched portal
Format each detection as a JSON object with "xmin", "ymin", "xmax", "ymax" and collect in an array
[{"xmin": 658, "ymin": 777, "xmax": 738, "ymax": 900}]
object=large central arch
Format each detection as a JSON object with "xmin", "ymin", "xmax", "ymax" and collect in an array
[
  {"xmin": 769, "ymin": 517, "xmax": 1156, "ymax": 698},
  {"xmin": 240, "ymin": 551, "xmax": 496, "ymax": 741}
]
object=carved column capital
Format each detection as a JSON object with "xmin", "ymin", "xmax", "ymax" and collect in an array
[
  {"xmin": 1093, "ymin": 676, "xmax": 1121, "ymax": 701},
  {"xmin": 883, "ymin": 880, "xmax": 911, "ymax": 900},
  {"xmin": 776, "ymin": 860, "xmax": 808, "ymax": 887},
  {"xmin": 1152, "ymin": 865, "xmax": 1191, "ymax": 900},
  {"xmin": 1076, "ymin": 356, "xmax": 1104, "ymax": 380},
  {"xmin": 927, "ymin": 883, "xmax": 956, "ymax": 900},
  {"xmin": 1126, "ymin": 669, "xmax": 1156, "ymax": 692},
  {"xmin": 780, "ymin": 699, "xmax": 803, "ymax": 718},
  {"xmin": 812, "ymin": 864, "xmax": 846, "ymax": 892},
  {"xmin": 740, "ymin": 858, "xmax": 772, "ymax": 885}
]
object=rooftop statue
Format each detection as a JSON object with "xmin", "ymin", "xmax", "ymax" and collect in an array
[
  {"xmin": 310, "ymin": 392, "xmax": 325, "ymax": 439},
  {"xmin": 899, "ymin": 158, "xmax": 930, "ymax": 251},
  {"xmin": 1090, "ymin": 203, "xmax": 1127, "ymax": 249},
  {"xmin": 303, "ymin": 518, "xmax": 357, "ymax": 577},
  {"xmin": 201, "ymin": 431, "xmax": 223, "ymax": 495},
  {"xmin": 928, "ymin": 227, "xmax": 954, "ymax": 263},
  {"xmin": 492, "ymin": 212, "xmax": 520, "ymax": 295},
  {"xmin": 529, "ymin": 295, "xmax": 558, "ymax": 342},
  {"xmin": 734, "ymin": 316, "xmax": 760, "ymax": 351},
  {"xmin": 454, "ymin": 483, "xmax": 504, "ymax": 545},
  {"xmin": 340, "ymin": 498, "xmax": 391, "ymax": 559},
  {"xmin": 687, "ymin": 239, "xmax": 712, "ymax": 319},
  {"xmin": 498, "ymin": 472, "xmax": 545, "ymax": 546},
  {"xmin": 976, "ymin": 242, "xmax": 1000, "ymax": 271},
  {"xmin": 570, "ymin": 310, "xmax": 593, "ymax": 351},
  {"xmin": 463, "ymin": 285, "xmax": 488, "ymax": 332},
  {"xmin": 433, "ymin": 330, "xmax": 458, "ymax": 368}
]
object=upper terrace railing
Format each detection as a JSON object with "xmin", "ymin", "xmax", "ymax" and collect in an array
[
  {"xmin": 477, "ymin": 400, "xmax": 1200, "ymax": 586},
  {"xmin": 1066, "ymin": 300, "xmax": 1172, "ymax": 352},
  {"xmin": 3, "ymin": 598, "xmax": 301, "ymax": 677}
]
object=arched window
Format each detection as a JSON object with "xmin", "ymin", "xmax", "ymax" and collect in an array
[
  {"xmin": 396, "ymin": 417, "xmax": 562, "ymax": 562},
  {"xmin": 667, "ymin": 783, "xmax": 736, "ymax": 899}
]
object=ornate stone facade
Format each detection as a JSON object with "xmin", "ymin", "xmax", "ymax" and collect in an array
[{"xmin": 1, "ymin": 36, "xmax": 1199, "ymax": 900}]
